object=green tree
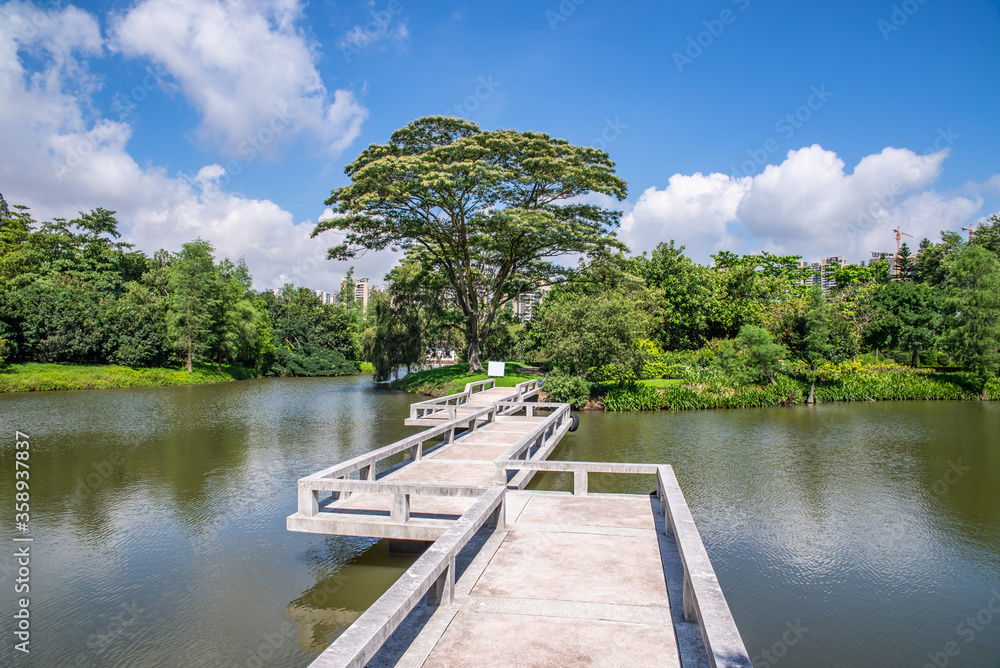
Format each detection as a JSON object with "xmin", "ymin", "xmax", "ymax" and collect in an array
[
  {"xmin": 915, "ymin": 231, "xmax": 965, "ymax": 286},
  {"xmin": 535, "ymin": 288, "xmax": 657, "ymax": 378},
  {"xmin": 790, "ymin": 286, "xmax": 837, "ymax": 404},
  {"xmin": 710, "ymin": 251, "xmax": 810, "ymax": 338},
  {"xmin": 264, "ymin": 285, "xmax": 360, "ymax": 377},
  {"xmin": 737, "ymin": 325, "xmax": 787, "ymax": 385},
  {"xmin": 969, "ymin": 214, "xmax": 1000, "ymax": 259},
  {"xmin": 943, "ymin": 245, "xmax": 1000, "ymax": 399},
  {"xmin": 167, "ymin": 240, "xmax": 222, "ymax": 372},
  {"xmin": 315, "ymin": 115, "xmax": 628, "ymax": 372},
  {"xmin": 866, "ymin": 282, "xmax": 942, "ymax": 367},
  {"xmin": 896, "ymin": 242, "xmax": 914, "ymax": 281},
  {"xmin": 637, "ymin": 241, "xmax": 717, "ymax": 349}
]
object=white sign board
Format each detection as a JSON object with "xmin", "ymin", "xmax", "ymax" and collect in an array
[{"xmin": 487, "ymin": 361, "xmax": 505, "ymax": 377}]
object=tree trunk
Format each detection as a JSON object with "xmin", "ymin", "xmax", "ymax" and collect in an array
[
  {"xmin": 186, "ymin": 348, "xmax": 193, "ymax": 373},
  {"xmin": 467, "ymin": 338, "xmax": 483, "ymax": 373},
  {"xmin": 807, "ymin": 364, "xmax": 817, "ymax": 404},
  {"xmin": 767, "ymin": 369, "xmax": 776, "ymax": 385},
  {"xmin": 911, "ymin": 348, "xmax": 919, "ymax": 367}
]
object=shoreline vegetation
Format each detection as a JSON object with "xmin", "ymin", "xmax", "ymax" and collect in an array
[
  {"xmin": 390, "ymin": 361, "xmax": 998, "ymax": 411},
  {"xmin": 0, "ymin": 361, "xmax": 373, "ymax": 393}
]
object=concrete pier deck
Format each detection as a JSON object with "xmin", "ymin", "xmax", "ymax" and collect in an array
[{"xmin": 287, "ymin": 378, "xmax": 752, "ymax": 668}]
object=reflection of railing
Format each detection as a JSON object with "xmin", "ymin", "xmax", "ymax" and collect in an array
[
  {"xmin": 491, "ymin": 459, "xmax": 752, "ymax": 668},
  {"xmin": 307, "ymin": 486, "xmax": 505, "ymax": 668},
  {"xmin": 407, "ymin": 377, "xmax": 542, "ymax": 422}
]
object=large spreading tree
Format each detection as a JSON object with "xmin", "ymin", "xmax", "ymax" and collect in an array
[{"xmin": 314, "ymin": 116, "xmax": 628, "ymax": 372}]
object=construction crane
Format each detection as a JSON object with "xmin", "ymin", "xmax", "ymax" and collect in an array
[
  {"xmin": 892, "ymin": 226, "xmax": 913, "ymax": 280},
  {"xmin": 961, "ymin": 225, "xmax": 976, "ymax": 242}
]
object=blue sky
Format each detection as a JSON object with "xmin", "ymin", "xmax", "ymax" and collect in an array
[{"xmin": 2, "ymin": 0, "xmax": 999, "ymax": 290}]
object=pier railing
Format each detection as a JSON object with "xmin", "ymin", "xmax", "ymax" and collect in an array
[
  {"xmin": 656, "ymin": 465, "xmax": 751, "ymax": 668},
  {"xmin": 306, "ymin": 486, "xmax": 506, "ymax": 668},
  {"xmin": 492, "ymin": 402, "xmax": 572, "ymax": 488},
  {"xmin": 297, "ymin": 405, "xmax": 499, "ymax": 517},
  {"xmin": 408, "ymin": 377, "xmax": 541, "ymax": 422},
  {"xmin": 492, "ymin": 459, "xmax": 752, "ymax": 668}
]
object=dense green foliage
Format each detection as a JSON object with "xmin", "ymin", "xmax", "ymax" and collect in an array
[{"xmin": 0, "ymin": 198, "xmax": 362, "ymax": 386}]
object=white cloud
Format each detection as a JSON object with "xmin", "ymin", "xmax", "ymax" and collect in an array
[
  {"xmin": 111, "ymin": 0, "xmax": 368, "ymax": 159},
  {"xmin": 621, "ymin": 145, "xmax": 983, "ymax": 264},
  {"xmin": 0, "ymin": 1, "xmax": 363, "ymax": 292},
  {"xmin": 621, "ymin": 172, "xmax": 751, "ymax": 260}
]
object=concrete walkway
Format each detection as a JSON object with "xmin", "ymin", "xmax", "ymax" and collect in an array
[
  {"xmin": 373, "ymin": 491, "xmax": 683, "ymax": 668},
  {"xmin": 290, "ymin": 378, "xmax": 750, "ymax": 668}
]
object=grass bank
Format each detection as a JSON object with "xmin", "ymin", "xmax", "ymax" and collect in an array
[
  {"xmin": 391, "ymin": 363, "xmax": 538, "ymax": 396},
  {"xmin": 0, "ymin": 362, "xmax": 262, "ymax": 392},
  {"xmin": 0, "ymin": 360, "xmax": 372, "ymax": 393},
  {"xmin": 600, "ymin": 362, "xmax": 999, "ymax": 411}
]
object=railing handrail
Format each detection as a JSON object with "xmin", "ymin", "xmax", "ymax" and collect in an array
[
  {"xmin": 307, "ymin": 486, "xmax": 506, "ymax": 668},
  {"xmin": 495, "ymin": 403, "xmax": 571, "ymax": 464},
  {"xmin": 309, "ymin": 405, "xmax": 497, "ymax": 482},
  {"xmin": 494, "ymin": 458, "xmax": 659, "ymax": 497},
  {"xmin": 656, "ymin": 465, "xmax": 752, "ymax": 668}
]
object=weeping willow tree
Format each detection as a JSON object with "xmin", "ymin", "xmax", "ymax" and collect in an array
[{"xmin": 315, "ymin": 115, "xmax": 628, "ymax": 372}]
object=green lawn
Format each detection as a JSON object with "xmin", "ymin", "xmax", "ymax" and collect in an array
[
  {"xmin": 0, "ymin": 362, "xmax": 257, "ymax": 392},
  {"xmin": 391, "ymin": 362, "xmax": 538, "ymax": 396}
]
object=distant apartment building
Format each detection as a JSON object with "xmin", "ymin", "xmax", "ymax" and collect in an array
[
  {"xmin": 314, "ymin": 289, "xmax": 337, "ymax": 305},
  {"xmin": 354, "ymin": 278, "xmax": 371, "ymax": 312},
  {"xmin": 797, "ymin": 256, "xmax": 846, "ymax": 292},
  {"xmin": 870, "ymin": 251, "xmax": 898, "ymax": 278},
  {"xmin": 512, "ymin": 285, "xmax": 551, "ymax": 322}
]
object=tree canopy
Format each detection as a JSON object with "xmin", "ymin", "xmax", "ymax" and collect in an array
[{"xmin": 315, "ymin": 115, "xmax": 629, "ymax": 371}]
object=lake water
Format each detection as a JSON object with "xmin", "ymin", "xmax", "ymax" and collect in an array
[{"xmin": 1, "ymin": 375, "xmax": 998, "ymax": 667}]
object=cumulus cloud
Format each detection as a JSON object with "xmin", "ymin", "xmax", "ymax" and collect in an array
[
  {"xmin": 621, "ymin": 145, "xmax": 983, "ymax": 264},
  {"xmin": 0, "ymin": 1, "xmax": 362, "ymax": 292},
  {"xmin": 111, "ymin": 0, "xmax": 368, "ymax": 159}
]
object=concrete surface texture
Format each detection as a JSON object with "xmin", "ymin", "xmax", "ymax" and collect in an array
[{"xmin": 380, "ymin": 491, "xmax": 682, "ymax": 668}]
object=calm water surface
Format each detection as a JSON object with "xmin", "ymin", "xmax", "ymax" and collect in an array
[{"xmin": 2, "ymin": 376, "xmax": 998, "ymax": 667}]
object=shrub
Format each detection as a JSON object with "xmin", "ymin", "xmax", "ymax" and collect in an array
[{"xmin": 543, "ymin": 371, "xmax": 591, "ymax": 409}]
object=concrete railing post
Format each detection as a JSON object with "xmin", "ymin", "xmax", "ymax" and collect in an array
[
  {"xmin": 428, "ymin": 558, "xmax": 455, "ymax": 606},
  {"xmin": 527, "ymin": 405, "xmax": 534, "ymax": 418},
  {"xmin": 574, "ymin": 470, "xmax": 588, "ymax": 496},
  {"xmin": 299, "ymin": 486, "xmax": 319, "ymax": 517},
  {"xmin": 409, "ymin": 443, "xmax": 421, "ymax": 462},
  {"xmin": 390, "ymin": 493, "xmax": 410, "ymax": 523},
  {"xmin": 683, "ymin": 571, "xmax": 697, "ymax": 623}
]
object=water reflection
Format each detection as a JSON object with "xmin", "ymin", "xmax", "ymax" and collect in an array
[{"xmin": 0, "ymin": 378, "xmax": 997, "ymax": 668}]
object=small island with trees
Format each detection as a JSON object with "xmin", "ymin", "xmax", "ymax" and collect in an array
[{"xmin": 3, "ymin": 116, "xmax": 998, "ymax": 406}]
